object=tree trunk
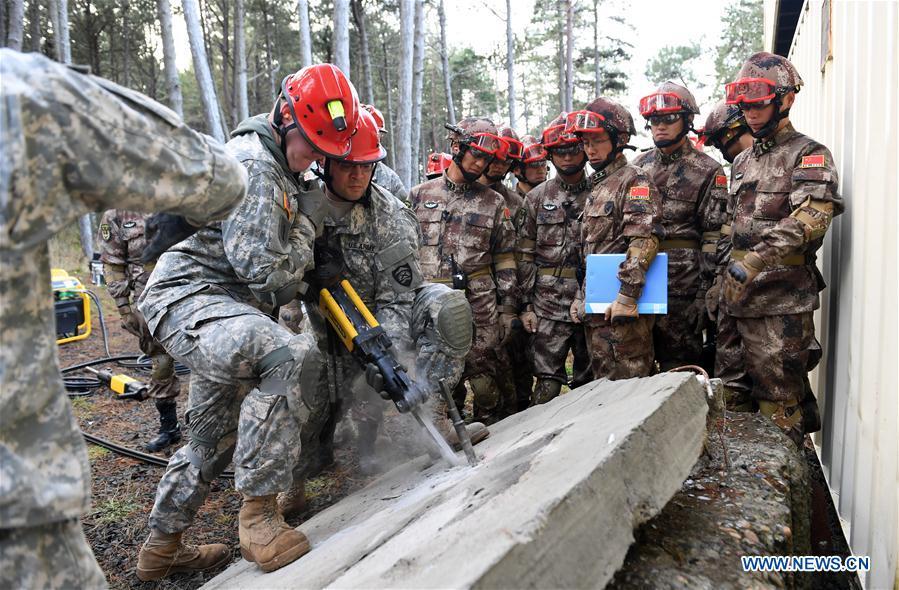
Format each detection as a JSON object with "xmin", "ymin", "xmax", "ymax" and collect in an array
[
  {"xmin": 504, "ymin": 0, "xmax": 517, "ymax": 126},
  {"xmin": 410, "ymin": 0, "xmax": 425, "ymax": 184},
  {"xmin": 261, "ymin": 0, "xmax": 276, "ymax": 99},
  {"xmin": 332, "ymin": 0, "xmax": 350, "ymax": 74},
  {"xmin": 351, "ymin": 0, "xmax": 374, "ymax": 104},
  {"xmin": 564, "ymin": 0, "xmax": 574, "ymax": 112},
  {"xmin": 29, "ymin": 0, "xmax": 41, "ymax": 52},
  {"xmin": 556, "ymin": 1, "xmax": 565, "ymax": 113},
  {"xmin": 593, "ymin": 0, "xmax": 601, "ymax": 95},
  {"xmin": 156, "ymin": 0, "xmax": 183, "ymax": 116},
  {"xmin": 6, "ymin": 0, "xmax": 24, "ymax": 50},
  {"xmin": 395, "ymin": 0, "xmax": 414, "ymax": 187},
  {"xmin": 122, "ymin": 1, "xmax": 130, "ymax": 87},
  {"xmin": 182, "ymin": 0, "xmax": 226, "ymax": 141},
  {"xmin": 235, "ymin": 0, "xmax": 248, "ymax": 121},
  {"xmin": 380, "ymin": 40, "xmax": 395, "ymax": 170},
  {"xmin": 437, "ymin": 0, "xmax": 455, "ymax": 125},
  {"xmin": 521, "ymin": 68, "xmax": 530, "ymax": 130},
  {"xmin": 297, "ymin": 0, "xmax": 312, "ymax": 67},
  {"xmin": 57, "ymin": 0, "xmax": 71, "ymax": 63}
]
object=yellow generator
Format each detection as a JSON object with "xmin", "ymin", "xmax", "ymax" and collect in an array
[{"xmin": 52, "ymin": 268, "xmax": 92, "ymax": 344}]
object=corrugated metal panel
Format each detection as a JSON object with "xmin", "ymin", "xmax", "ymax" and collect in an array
[{"xmin": 766, "ymin": 1, "xmax": 898, "ymax": 588}]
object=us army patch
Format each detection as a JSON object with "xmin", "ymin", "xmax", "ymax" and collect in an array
[
  {"xmin": 100, "ymin": 223, "xmax": 111, "ymax": 241},
  {"xmin": 542, "ymin": 203, "xmax": 557, "ymax": 210},
  {"xmin": 123, "ymin": 220, "xmax": 137, "ymax": 228},
  {"xmin": 800, "ymin": 154, "xmax": 826, "ymax": 168},
  {"xmin": 392, "ymin": 263, "xmax": 413, "ymax": 287},
  {"xmin": 628, "ymin": 186, "xmax": 650, "ymax": 200},
  {"xmin": 424, "ymin": 201, "xmax": 439, "ymax": 208},
  {"xmin": 715, "ymin": 175, "xmax": 728, "ymax": 188}
]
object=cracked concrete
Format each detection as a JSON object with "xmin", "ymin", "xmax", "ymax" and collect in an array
[{"xmin": 202, "ymin": 372, "xmax": 708, "ymax": 589}]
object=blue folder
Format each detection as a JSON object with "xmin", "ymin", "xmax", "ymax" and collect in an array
[{"xmin": 585, "ymin": 253, "xmax": 668, "ymax": 314}]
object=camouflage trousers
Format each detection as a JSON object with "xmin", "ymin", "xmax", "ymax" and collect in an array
[
  {"xmin": 0, "ymin": 518, "xmax": 107, "ymax": 589},
  {"xmin": 584, "ymin": 314, "xmax": 655, "ymax": 380},
  {"xmin": 128, "ymin": 310, "xmax": 181, "ymax": 400},
  {"xmin": 531, "ymin": 315, "xmax": 591, "ymax": 387},
  {"xmin": 147, "ymin": 297, "xmax": 316, "ymax": 534},
  {"xmin": 652, "ymin": 294, "xmax": 703, "ymax": 371},
  {"xmin": 495, "ymin": 327, "xmax": 533, "ymax": 416},
  {"xmin": 715, "ymin": 311, "xmax": 819, "ymax": 404}
]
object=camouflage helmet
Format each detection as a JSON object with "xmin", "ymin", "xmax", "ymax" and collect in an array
[
  {"xmin": 542, "ymin": 112, "xmax": 581, "ymax": 149},
  {"xmin": 519, "ymin": 134, "xmax": 547, "ymax": 163},
  {"xmin": 639, "ymin": 81, "xmax": 699, "ymax": 118},
  {"xmin": 566, "ymin": 97, "xmax": 636, "ymax": 147},
  {"xmin": 700, "ymin": 99, "xmax": 747, "ymax": 140},
  {"xmin": 726, "ymin": 52, "xmax": 803, "ymax": 105},
  {"xmin": 445, "ymin": 117, "xmax": 497, "ymax": 141}
]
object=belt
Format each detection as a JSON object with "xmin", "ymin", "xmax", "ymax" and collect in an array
[
  {"xmin": 537, "ymin": 266, "xmax": 578, "ymax": 279},
  {"xmin": 659, "ymin": 239, "xmax": 700, "ymax": 251},
  {"xmin": 431, "ymin": 266, "xmax": 493, "ymax": 284},
  {"xmin": 731, "ymin": 249, "xmax": 807, "ymax": 266}
]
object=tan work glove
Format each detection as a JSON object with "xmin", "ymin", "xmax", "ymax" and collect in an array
[
  {"xmin": 723, "ymin": 251, "xmax": 765, "ymax": 305},
  {"xmin": 569, "ymin": 297, "xmax": 585, "ymax": 324},
  {"xmin": 498, "ymin": 311, "xmax": 518, "ymax": 345},
  {"xmin": 605, "ymin": 293, "xmax": 638, "ymax": 325},
  {"xmin": 520, "ymin": 310, "xmax": 538, "ymax": 333}
]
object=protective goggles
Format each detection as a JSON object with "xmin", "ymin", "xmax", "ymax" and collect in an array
[
  {"xmin": 521, "ymin": 143, "xmax": 548, "ymax": 164},
  {"xmin": 646, "ymin": 113, "xmax": 682, "ymax": 127},
  {"xmin": 725, "ymin": 78, "xmax": 777, "ymax": 106},
  {"xmin": 564, "ymin": 110, "xmax": 609, "ymax": 135},
  {"xmin": 501, "ymin": 137, "xmax": 524, "ymax": 160},
  {"xmin": 542, "ymin": 124, "xmax": 581, "ymax": 149},
  {"xmin": 547, "ymin": 142, "xmax": 584, "ymax": 157},
  {"xmin": 463, "ymin": 133, "xmax": 505, "ymax": 158},
  {"xmin": 638, "ymin": 92, "xmax": 685, "ymax": 117}
]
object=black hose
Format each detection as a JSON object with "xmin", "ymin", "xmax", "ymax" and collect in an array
[{"xmin": 81, "ymin": 431, "xmax": 234, "ymax": 479}]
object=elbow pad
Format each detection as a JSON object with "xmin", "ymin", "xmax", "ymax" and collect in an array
[{"xmin": 790, "ymin": 197, "xmax": 834, "ymax": 242}]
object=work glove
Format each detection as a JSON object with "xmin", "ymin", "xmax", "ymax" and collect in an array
[
  {"xmin": 365, "ymin": 363, "xmax": 388, "ymax": 399},
  {"xmin": 119, "ymin": 307, "xmax": 142, "ymax": 336},
  {"xmin": 705, "ymin": 274, "xmax": 723, "ymax": 322},
  {"xmin": 569, "ymin": 297, "xmax": 585, "ymax": 324},
  {"xmin": 140, "ymin": 214, "xmax": 198, "ymax": 263},
  {"xmin": 723, "ymin": 251, "xmax": 765, "ymax": 305},
  {"xmin": 605, "ymin": 293, "xmax": 638, "ymax": 325},
  {"xmin": 498, "ymin": 312, "xmax": 518, "ymax": 345},
  {"xmin": 520, "ymin": 310, "xmax": 538, "ymax": 333}
]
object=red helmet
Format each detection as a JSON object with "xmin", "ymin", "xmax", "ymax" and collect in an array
[
  {"xmin": 497, "ymin": 126, "xmax": 524, "ymax": 161},
  {"xmin": 520, "ymin": 135, "xmax": 547, "ymax": 164},
  {"xmin": 541, "ymin": 112, "xmax": 581, "ymax": 149},
  {"xmin": 341, "ymin": 109, "xmax": 386, "ymax": 164},
  {"xmin": 426, "ymin": 152, "xmax": 452, "ymax": 178},
  {"xmin": 362, "ymin": 103, "xmax": 386, "ymax": 133},
  {"xmin": 280, "ymin": 64, "xmax": 360, "ymax": 158}
]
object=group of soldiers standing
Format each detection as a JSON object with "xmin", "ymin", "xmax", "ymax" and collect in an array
[{"xmin": 0, "ymin": 45, "xmax": 839, "ymax": 589}]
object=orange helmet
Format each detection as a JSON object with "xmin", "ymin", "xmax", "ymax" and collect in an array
[
  {"xmin": 426, "ymin": 152, "xmax": 452, "ymax": 178},
  {"xmin": 362, "ymin": 103, "xmax": 387, "ymax": 133},
  {"xmin": 278, "ymin": 64, "xmax": 360, "ymax": 158},
  {"xmin": 341, "ymin": 109, "xmax": 386, "ymax": 164}
]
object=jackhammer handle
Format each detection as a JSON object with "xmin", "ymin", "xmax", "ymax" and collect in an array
[{"xmin": 439, "ymin": 378, "xmax": 478, "ymax": 466}]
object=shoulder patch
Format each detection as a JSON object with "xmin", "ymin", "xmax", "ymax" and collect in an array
[
  {"xmin": 542, "ymin": 202, "xmax": 557, "ymax": 210},
  {"xmin": 100, "ymin": 223, "xmax": 111, "ymax": 241},
  {"xmin": 424, "ymin": 201, "xmax": 438, "ymax": 208},
  {"xmin": 715, "ymin": 175, "xmax": 728, "ymax": 188},
  {"xmin": 503, "ymin": 207, "xmax": 511, "ymax": 219},
  {"xmin": 628, "ymin": 185, "xmax": 651, "ymax": 200},
  {"xmin": 392, "ymin": 263, "xmax": 413, "ymax": 287},
  {"xmin": 800, "ymin": 154, "xmax": 826, "ymax": 169}
]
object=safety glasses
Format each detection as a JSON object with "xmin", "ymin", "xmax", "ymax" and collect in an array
[
  {"xmin": 638, "ymin": 92, "xmax": 684, "ymax": 117},
  {"xmin": 542, "ymin": 124, "xmax": 581, "ymax": 149},
  {"xmin": 465, "ymin": 133, "xmax": 505, "ymax": 158},
  {"xmin": 725, "ymin": 77, "xmax": 777, "ymax": 106},
  {"xmin": 548, "ymin": 143, "xmax": 584, "ymax": 157},
  {"xmin": 647, "ymin": 113, "xmax": 682, "ymax": 127},
  {"xmin": 564, "ymin": 110, "xmax": 608, "ymax": 134}
]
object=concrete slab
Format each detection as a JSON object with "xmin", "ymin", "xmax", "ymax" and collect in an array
[{"xmin": 203, "ymin": 372, "xmax": 708, "ymax": 590}]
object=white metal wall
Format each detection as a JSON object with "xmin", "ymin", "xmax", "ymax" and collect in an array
[{"xmin": 765, "ymin": 1, "xmax": 898, "ymax": 588}]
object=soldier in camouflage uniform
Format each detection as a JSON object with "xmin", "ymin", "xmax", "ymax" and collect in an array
[
  {"xmin": 98, "ymin": 210, "xmax": 183, "ymax": 452},
  {"xmin": 480, "ymin": 126, "xmax": 532, "ymax": 415},
  {"xmin": 513, "ymin": 134, "xmax": 549, "ymax": 198},
  {"xmin": 716, "ymin": 53, "xmax": 842, "ymax": 446},
  {"xmin": 567, "ymin": 98, "xmax": 664, "ymax": 380},
  {"xmin": 410, "ymin": 117, "xmax": 519, "ymax": 424},
  {"xmin": 0, "ymin": 50, "xmax": 246, "ymax": 590},
  {"xmin": 519, "ymin": 114, "xmax": 592, "ymax": 404},
  {"xmin": 633, "ymin": 82, "xmax": 729, "ymax": 370},
  {"xmin": 135, "ymin": 64, "xmax": 361, "ymax": 579}
]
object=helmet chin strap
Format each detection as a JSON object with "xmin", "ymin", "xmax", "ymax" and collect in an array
[
  {"xmin": 452, "ymin": 143, "xmax": 489, "ymax": 183},
  {"xmin": 750, "ymin": 96, "xmax": 789, "ymax": 139},
  {"xmin": 652, "ymin": 114, "xmax": 692, "ymax": 149},
  {"xmin": 484, "ymin": 172, "xmax": 507, "ymax": 183}
]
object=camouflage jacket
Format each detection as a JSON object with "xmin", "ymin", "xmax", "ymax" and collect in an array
[
  {"xmin": 139, "ymin": 115, "xmax": 319, "ymax": 334},
  {"xmin": 579, "ymin": 156, "xmax": 664, "ymax": 300},
  {"xmin": 0, "ymin": 50, "xmax": 245, "ymax": 528},
  {"xmin": 721, "ymin": 123, "xmax": 842, "ymax": 317},
  {"xmin": 633, "ymin": 141, "xmax": 728, "ymax": 296},
  {"xmin": 409, "ymin": 174, "xmax": 519, "ymax": 310},
  {"xmin": 307, "ymin": 185, "xmax": 423, "ymax": 356},
  {"xmin": 519, "ymin": 174, "xmax": 591, "ymax": 321},
  {"xmin": 98, "ymin": 209, "xmax": 151, "ymax": 308},
  {"xmin": 487, "ymin": 180, "xmax": 527, "ymax": 234},
  {"xmin": 373, "ymin": 163, "xmax": 409, "ymax": 205}
]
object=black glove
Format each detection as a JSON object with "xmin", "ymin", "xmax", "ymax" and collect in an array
[
  {"xmin": 365, "ymin": 363, "xmax": 389, "ymax": 399},
  {"xmin": 141, "ymin": 214, "xmax": 198, "ymax": 263}
]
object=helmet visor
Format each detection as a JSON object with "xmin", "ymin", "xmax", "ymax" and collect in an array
[
  {"xmin": 542, "ymin": 124, "xmax": 581, "ymax": 149},
  {"xmin": 521, "ymin": 142, "xmax": 548, "ymax": 164},
  {"xmin": 638, "ymin": 92, "xmax": 684, "ymax": 117},
  {"xmin": 565, "ymin": 110, "xmax": 607, "ymax": 134},
  {"xmin": 725, "ymin": 78, "xmax": 776, "ymax": 105},
  {"xmin": 502, "ymin": 137, "xmax": 524, "ymax": 160}
]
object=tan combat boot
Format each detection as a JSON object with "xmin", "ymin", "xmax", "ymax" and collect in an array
[
  {"xmin": 239, "ymin": 495, "xmax": 311, "ymax": 572},
  {"xmin": 136, "ymin": 529, "xmax": 230, "ymax": 581},
  {"xmin": 433, "ymin": 397, "xmax": 490, "ymax": 450},
  {"xmin": 276, "ymin": 480, "xmax": 307, "ymax": 519}
]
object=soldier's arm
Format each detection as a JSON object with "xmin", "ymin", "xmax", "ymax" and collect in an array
[
  {"xmin": 518, "ymin": 193, "xmax": 539, "ymax": 311},
  {"xmin": 98, "ymin": 211, "xmax": 133, "ymax": 310},
  {"xmin": 618, "ymin": 177, "xmax": 662, "ymax": 300},
  {"xmin": 491, "ymin": 204, "xmax": 520, "ymax": 311},
  {"xmin": 222, "ymin": 166, "xmax": 314, "ymax": 306},
  {"xmin": 751, "ymin": 146, "xmax": 841, "ymax": 267},
  {"xmin": 698, "ymin": 165, "xmax": 729, "ymax": 290}
]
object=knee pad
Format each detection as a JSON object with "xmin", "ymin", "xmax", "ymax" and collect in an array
[
  {"xmin": 414, "ymin": 283, "xmax": 473, "ymax": 357},
  {"xmin": 469, "ymin": 374, "xmax": 499, "ymax": 410}
]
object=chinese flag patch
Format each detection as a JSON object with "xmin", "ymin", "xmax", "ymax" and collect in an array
[
  {"xmin": 715, "ymin": 175, "xmax": 728, "ymax": 188},
  {"xmin": 503, "ymin": 207, "xmax": 511, "ymax": 219},
  {"xmin": 800, "ymin": 154, "xmax": 826, "ymax": 168},
  {"xmin": 628, "ymin": 185, "xmax": 650, "ymax": 199}
]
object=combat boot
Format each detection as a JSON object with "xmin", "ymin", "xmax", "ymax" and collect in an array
[
  {"xmin": 146, "ymin": 399, "xmax": 182, "ymax": 452},
  {"xmin": 136, "ymin": 529, "xmax": 229, "ymax": 581},
  {"xmin": 239, "ymin": 495, "xmax": 310, "ymax": 572},
  {"xmin": 758, "ymin": 399, "xmax": 805, "ymax": 448},
  {"xmin": 531, "ymin": 378, "xmax": 563, "ymax": 406},
  {"xmin": 276, "ymin": 480, "xmax": 307, "ymax": 519},
  {"xmin": 442, "ymin": 421, "xmax": 489, "ymax": 450}
]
